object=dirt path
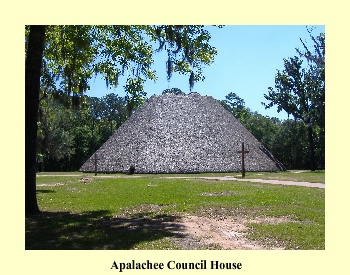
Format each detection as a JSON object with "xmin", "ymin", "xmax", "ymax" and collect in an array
[
  {"xmin": 199, "ymin": 177, "xmax": 325, "ymax": 188},
  {"xmin": 37, "ymin": 174, "xmax": 325, "ymax": 188},
  {"xmin": 163, "ymin": 176, "xmax": 325, "ymax": 189}
]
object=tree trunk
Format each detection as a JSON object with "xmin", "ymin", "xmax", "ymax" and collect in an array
[
  {"xmin": 25, "ymin": 25, "xmax": 46, "ymax": 215},
  {"xmin": 307, "ymin": 124, "xmax": 316, "ymax": 171}
]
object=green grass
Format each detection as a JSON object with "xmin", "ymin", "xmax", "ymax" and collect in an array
[{"xmin": 26, "ymin": 172, "xmax": 325, "ymax": 250}]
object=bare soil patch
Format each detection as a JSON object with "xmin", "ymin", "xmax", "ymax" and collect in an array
[
  {"xmin": 36, "ymin": 183, "xmax": 66, "ymax": 187},
  {"xmin": 171, "ymin": 214, "xmax": 289, "ymax": 250},
  {"xmin": 118, "ymin": 204, "xmax": 291, "ymax": 250},
  {"xmin": 36, "ymin": 177, "xmax": 93, "ymax": 187},
  {"xmin": 200, "ymin": 191, "xmax": 240, "ymax": 197}
]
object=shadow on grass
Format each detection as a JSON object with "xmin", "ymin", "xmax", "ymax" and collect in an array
[{"xmin": 25, "ymin": 211, "xmax": 185, "ymax": 250}]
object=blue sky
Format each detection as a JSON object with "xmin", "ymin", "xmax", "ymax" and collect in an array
[{"xmin": 87, "ymin": 25, "xmax": 325, "ymax": 120}]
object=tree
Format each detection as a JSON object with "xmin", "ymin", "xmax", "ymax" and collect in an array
[
  {"xmin": 25, "ymin": 25, "xmax": 219, "ymax": 214},
  {"xmin": 219, "ymin": 92, "xmax": 323, "ymax": 170},
  {"xmin": 263, "ymin": 56, "xmax": 318, "ymax": 170},
  {"xmin": 25, "ymin": 25, "xmax": 46, "ymax": 215},
  {"xmin": 297, "ymin": 29, "xmax": 325, "ymax": 130},
  {"xmin": 151, "ymin": 25, "xmax": 218, "ymax": 91},
  {"xmin": 274, "ymin": 119, "xmax": 309, "ymax": 169},
  {"xmin": 100, "ymin": 93, "xmax": 128, "ymax": 133},
  {"xmin": 219, "ymin": 92, "xmax": 251, "ymax": 122},
  {"xmin": 297, "ymin": 30, "xmax": 325, "ymax": 169},
  {"xmin": 123, "ymin": 77, "xmax": 147, "ymax": 117},
  {"xmin": 263, "ymin": 31, "xmax": 325, "ymax": 170},
  {"xmin": 37, "ymin": 94, "xmax": 75, "ymax": 171},
  {"xmin": 220, "ymin": 93, "xmax": 280, "ymax": 156},
  {"xmin": 263, "ymin": 29, "xmax": 325, "ymax": 171},
  {"xmin": 243, "ymin": 112, "xmax": 280, "ymax": 149},
  {"xmin": 162, "ymin": 88, "xmax": 185, "ymax": 95},
  {"xmin": 87, "ymin": 96, "xmax": 103, "ymax": 135}
]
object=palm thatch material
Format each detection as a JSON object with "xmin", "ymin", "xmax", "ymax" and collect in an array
[{"xmin": 79, "ymin": 93, "xmax": 285, "ymax": 173}]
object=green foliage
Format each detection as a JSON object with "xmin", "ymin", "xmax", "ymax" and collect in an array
[
  {"xmin": 219, "ymin": 92, "xmax": 251, "ymax": 122},
  {"xmin": 244, "ymin": 112, "xmax": 280, "ymax": 149},
  {"xmin": 28, "ymin": 25, "xmax": 218, "ymax": 108},
  {"xmin": 220, "ymin": 89, "xmax": 324, "ymax": 169},
  {"xmin": 296, "ymin": 30, "xmax": 325, "ymax": 132},
  {"xmin": 243, "ymin": 115, "xmax": 322, "ymax": 170},
  {"xmin": 262, "ymin": 30, "xmax": 325, "ymax": 170},
  {"xmin": 123, "ymin": 77, "xmax": 147, "ymax": 117},
  {"xmin": 272, "ymin": 120, "xmax": 309, "ymax": 169},
  {"xmin": 263, "ymin": 56, "xmax": 312, "ymax": 120},
  {"xmin": 263, "ymin": 30, "xmax": 325, "ymax": 122},
  {"xmin": 36, "ymin": 92, "xmax": 129, "ymax": 172},
  {"xmin": 150, "ymin": 25, "xmax": 218, "ymax": 90},
  {"xmin": 100, "ymin": 93, "xmax": 128, "ymax": 131},
  {"xmin": 39, "ymin": 25, "xmax": 156, "ymax": 110},
  {"xmin": 38, "ymin": 89, "xmax": 324, "ymax": 171},
  {"xmin": 263, "ymin": 56, "xmax": 317, "ymax": 168},
  {"xmin": 37, "ymin": 94, "xmax": 75, "ymax": 165},
  {"xmin": 162, "ymin": 88, "xmax": 185, "ymax": 95},
  {"xmin": 30, "ymin": 25, "xmax": 219, "ymax": 172}
]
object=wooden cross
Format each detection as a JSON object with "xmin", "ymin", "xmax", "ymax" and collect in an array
[
  {"xmin": 93, "ymin": 153, "xmax": 99, "ymax": 176},
  {"xmin": 237, "ymin": 142, "xmax": 249, "ymax": 178}
]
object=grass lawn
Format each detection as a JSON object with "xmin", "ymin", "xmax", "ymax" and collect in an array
[{"xmin": 26, "ymin": 171, "xmax": 325, "ymax": 250}]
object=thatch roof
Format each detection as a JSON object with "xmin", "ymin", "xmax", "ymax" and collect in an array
[{"xmin": 79, "ymin": 93, "xmax": 285, "ymax": 173}]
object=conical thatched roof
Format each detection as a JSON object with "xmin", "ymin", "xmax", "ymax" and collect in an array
[{"xmin": 79, "ymin": 93, "xmax": 285, "ymax": 173}]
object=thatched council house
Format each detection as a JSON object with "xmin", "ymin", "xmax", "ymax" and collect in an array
[{"xmin": 79, "ymin": 92, "xmax": 284, "ymax": 174}]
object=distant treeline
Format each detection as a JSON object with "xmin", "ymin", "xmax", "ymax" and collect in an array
[{"xmin": 36, "ymin": 90, "xmax": 324, "ymax": 172}]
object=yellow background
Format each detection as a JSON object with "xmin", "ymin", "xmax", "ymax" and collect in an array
[{"xmin": 2, "ymin": 1, "xmax": 348, "ymax": 273}]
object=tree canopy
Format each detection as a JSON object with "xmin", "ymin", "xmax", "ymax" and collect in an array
[
  {"xmin": 28, "ymin": 25, "xmax": 218, "ymax": 102},
  {"xmin": 25, "ymin": 25, "xmax": 219, "ymax": 214},
  {"xmin": 219, "ymin": 92, "xmax": 251, "ymax": 122},
  {"xmin": 162, "ymin": 88, "xmax": 185, "ymax": 95},
  {"xmin": 220, "ymin": 91, "xmax": 323, "ymax": 170},
  {"xmin": 263, "ymin": 29, "xmax": 324, "ymax": 129},
  {"xmin": 262, "ymin": 29, "xmax": 325, "ymax": 170}
]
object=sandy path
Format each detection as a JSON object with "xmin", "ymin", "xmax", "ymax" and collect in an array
[
  {"xmin": 162, "ymin": 176, "xmax": 325, "ymax": 188},
  {"xmin": 199, "ymin": 177, "xmax": 325, "ymax": 188},
  {"xmin": 37, "ymin": 174, "xmax": 325, "ymax": 188}
]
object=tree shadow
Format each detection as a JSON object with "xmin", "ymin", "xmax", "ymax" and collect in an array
[{"xmin": 25, "ymin": 210, "xmax": 186, "ymax": 250}]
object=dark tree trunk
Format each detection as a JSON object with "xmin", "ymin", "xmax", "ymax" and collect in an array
[
  {"xmin": 307, "ymin": 125, "xmax": 316, "ymax": 171},
  {"xmin": 25, "ymin": 25, "xmax": 46, "ymax": 215}
]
